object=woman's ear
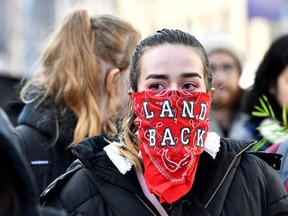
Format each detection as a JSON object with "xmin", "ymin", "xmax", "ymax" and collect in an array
[{"xmin": 106, "ymin": 68, "xmax": 120, "ymax": 93}]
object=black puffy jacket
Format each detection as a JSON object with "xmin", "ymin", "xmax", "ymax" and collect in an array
[
  {"xmin": 13, "ymin": 97, "xmax": 77, "ymax": 196},
  {"xmin": 0, "ymin": 108, "xmax": 66, "ymax": 216},
  {"xmin": 40, "ymin": 135, "xmax": 288, "ymax": 216}
]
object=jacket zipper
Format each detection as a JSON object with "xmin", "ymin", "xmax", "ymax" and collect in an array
[
  {"xmin": 135, "ymin": 193, "xmax": 159, "ymax": 216},
  {"xmin": 204, "ymin": 141, "xmax": 256, "ymax": 208}
]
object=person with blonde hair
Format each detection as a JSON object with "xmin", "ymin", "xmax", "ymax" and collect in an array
[
  {"xmin": 40, "ymin": 29, "xmax": 288, "ymax": 215},
  {"xmin": 13, "ymin": 9, "xmax": 140, "ymax": 197}
]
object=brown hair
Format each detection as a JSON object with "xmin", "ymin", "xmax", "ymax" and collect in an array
[{"xmin": 20, "ymin": 10, "xmax": 140, "ymax": 146}]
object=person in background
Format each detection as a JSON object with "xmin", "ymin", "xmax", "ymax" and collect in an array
[
  {"xmin": 243, "ymin": 35, "xmax": 288, "ymax": 190},
  {"xmin": 244, "ymin": 35, "xmax": 288, "ymax": 147},
  {"xmin": 13, "ymin": 9, "xmax": 140, "ymax": 197},
  {"xmin": 0, "ymin": 107, "xmax": 66, "ymax": 216},
  {"xmin": 39, "ymin": 29, "xmax": 288, "ymax": 216},
  {"xmin": 202, "ymin": 31, "xmax": 252, "ymax": 139}
]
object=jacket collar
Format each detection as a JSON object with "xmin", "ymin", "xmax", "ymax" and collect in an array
[
  {"xmin": 72, "ymin": 135, "xmax": 256, "ymax": 199},
  {"xmin": 72, "ymin": 135, "xmax": 139, "ymax": 192},
  {"xmin": 18, "ymin": 96, "xmax": 77, "ymax": 146},
  {"xmin": 203, "ymin": 137, "xmax": 256, "ymax": 207}
]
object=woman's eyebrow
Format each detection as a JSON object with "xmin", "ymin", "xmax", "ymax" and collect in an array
[
  {"xmin": 145, "ymin": 74, "xmax": 169, "ymax": 80},
  {"xmin": 180, "ymin": 72, "xmax": 202, "ymax": 79}
]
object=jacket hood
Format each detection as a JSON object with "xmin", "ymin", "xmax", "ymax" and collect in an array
[{"xmin": 18, "ymin": 94, "xmax": 77, "ymax": 146}]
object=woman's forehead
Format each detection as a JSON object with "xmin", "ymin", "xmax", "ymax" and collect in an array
[{"xmin": 139, "ymin": 44, "xmax": 204, "ymax": 75}]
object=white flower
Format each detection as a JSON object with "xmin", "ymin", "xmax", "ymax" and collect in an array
[{"xmin": 259, "ymin": 118, "xmax": 288, "ymax": 144}]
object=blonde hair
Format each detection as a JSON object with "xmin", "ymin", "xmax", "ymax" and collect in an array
[{"xmin": 20, "ymin": 10, "xmax": 140, "ymax": 146}]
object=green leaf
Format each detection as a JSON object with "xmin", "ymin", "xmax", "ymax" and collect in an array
[
  {"xmin": 252, "ymin": 95, "xmax": 288, "ymax": 149},
  {"xmin": 254, "ymin": 106, "xmax": 264, "ymax": 112},
  {"xmin": 278, "ymin": 128, "xmax": 287, "ymax": 133},
  {"xmin": 259, "ymin": 97, "xmax": 269, "ymax": 114},
  {"xmin": 252, "ymin": 111, "xmax": 269, "ymax": 117},
  {"xmin": 263, "ymin": 95, "xmax": 275, "ymax": 118},
  {"xmin": 251, "ymin": 139, "xmax": 268, "ymax": 151},
  {"xmin": 283, "ymin": 105, "xmax": 287, "ymax": 128}
]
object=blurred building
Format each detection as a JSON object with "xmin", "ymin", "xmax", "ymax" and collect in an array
[{"xmin": 1, "ymin": 0, "xmax": 288, "ymax": 88}]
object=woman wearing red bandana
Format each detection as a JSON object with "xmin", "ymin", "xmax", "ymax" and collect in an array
[{"xmin": 40, "ymin": 29, "xmax": 288, "ymax": 216}]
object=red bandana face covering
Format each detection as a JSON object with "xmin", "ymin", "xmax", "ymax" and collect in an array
[{"xmin": 130, "ymin": 90, "xmax": 211, "ymax": 204}]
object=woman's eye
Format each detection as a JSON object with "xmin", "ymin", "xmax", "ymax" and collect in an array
[
  {"xmin": 181, "ymin": 82, "xmax": 197, "ymax": 90},
  {"xmin": 150, "ymin": 83, "xmax": 166, "ymax": 91}
]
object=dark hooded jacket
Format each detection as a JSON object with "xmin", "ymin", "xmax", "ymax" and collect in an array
[
  {"xmin": 13, "ymin": 95, "xmax": 77, "ymax": 197},
  {"xmin": 0, "ymin": 108, "xmax": 66, "ymax": 216},
  {"xmin": 39, "ymin": 135, "xmax": 288, "ymax": 216}
]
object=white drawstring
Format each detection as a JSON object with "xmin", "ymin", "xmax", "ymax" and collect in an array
[{"xmin": 135, "ymin": 168, "xmax": 168, "ymax": 216}]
